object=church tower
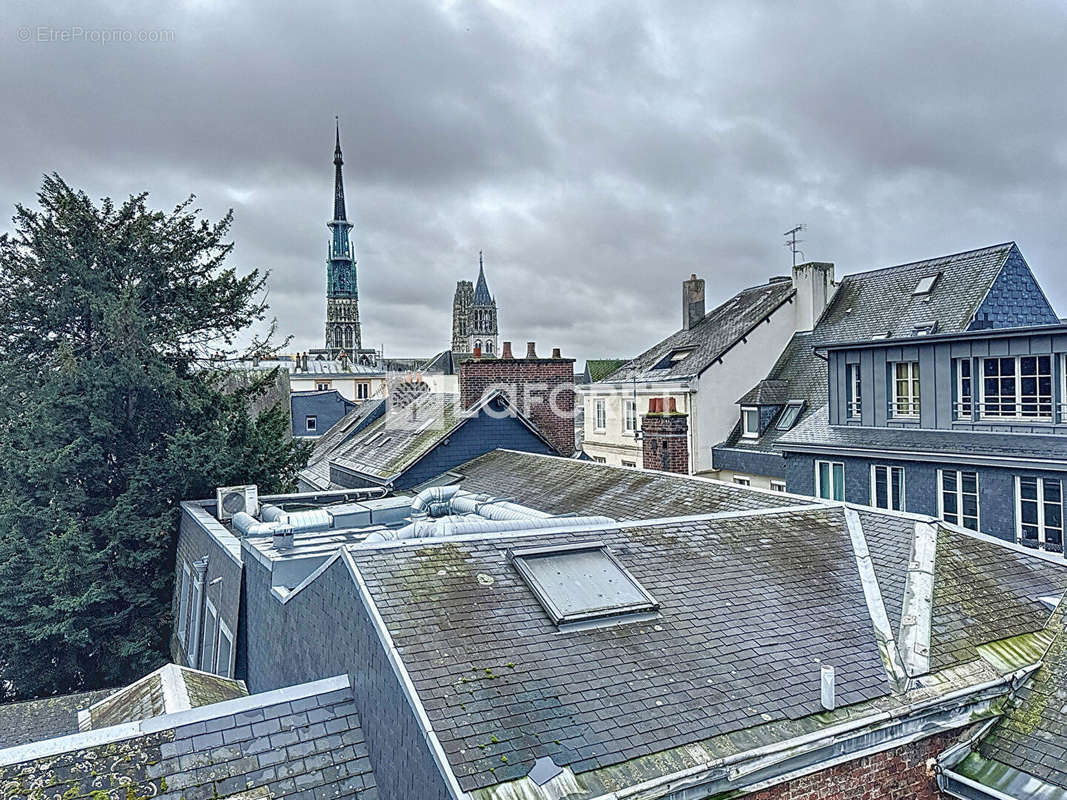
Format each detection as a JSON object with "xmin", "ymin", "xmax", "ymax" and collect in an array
[
  {"xmin": 324, "ymin": 121, "xmax": 361, "ymax": 359},
  {"xmin": 451, "ymin": 252, "xmax": 498, "ymax": 355}
]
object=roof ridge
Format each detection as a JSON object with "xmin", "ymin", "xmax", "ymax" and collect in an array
[{"xmin": 840, "ymin": 242, "xmax": 1014, "ymax": 282}]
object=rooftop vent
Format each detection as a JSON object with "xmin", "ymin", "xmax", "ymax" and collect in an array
[
  {"xmin": 820, "ymin": 664, "xmax": 836, "ymax": 711},
  {"xmin": 510, "ymin": 542, "xmax": 658, "ymax": 627},
  {"xmin": 216, "ymin": 485, "xmax": 259, "ymax": 521},
  {"xmin": 912, "ymin": 273, "xmax": 940, "ymax": 296}
]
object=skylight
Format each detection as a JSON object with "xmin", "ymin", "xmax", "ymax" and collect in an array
[
  {"xmin": 653, "ymin": 348, "xmax": 695, "ymax": 370},
  {"xmin": 776, "ymin": 400, "xmax": 805, "ymax": 431},
  {"xmin": 912, "ymin": 273, "xmax": 940, "ymax": 296},
  {"xmin": 510, "ymin": 542, "xmax": 658, "ymax": 627}
]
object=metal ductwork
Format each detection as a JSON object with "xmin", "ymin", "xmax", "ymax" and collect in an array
[
  {"xmin": 231, "ymin": 508, "xmax": 332, "ymax": 536},
  {"xmin": 260, "ymin": 504, "xmax": 285, "ymax": 522},
  {"xmin": 365, "ymin": 515, "xmax": 615, "ymax": 543},
  {"xmin": 407, "ymin": 487, "xmax": 551, "ymax": 522}
]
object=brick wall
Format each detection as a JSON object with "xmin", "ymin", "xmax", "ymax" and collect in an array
[
  {"xmin": 741, "ymin": 730, "xmax": 956, "ymax": 800},
  {"xmin": 642, "ymin": 400, "xmax": 690, "ymax": 474},
  {"xmin": 459, "ymin": 346, "xmax": 576, "ymax": 455}
]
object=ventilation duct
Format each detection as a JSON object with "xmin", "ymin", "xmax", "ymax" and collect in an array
[{"xmin": 366, "ymin": 515, "xmax": 615, "ymax": 543}]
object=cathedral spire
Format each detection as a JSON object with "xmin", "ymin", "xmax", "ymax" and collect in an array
[
  {"xmin": 474, "ymin": 250, "xmax": 492, "ymax": 305},
  {"xmin": 333, "ymin": 117, "xmax": 347, "ymax": 222}
]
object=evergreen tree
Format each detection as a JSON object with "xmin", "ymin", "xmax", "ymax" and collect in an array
[{"xmin": 0, "ymin": 175, "xmax": 310, "ymax": 699}]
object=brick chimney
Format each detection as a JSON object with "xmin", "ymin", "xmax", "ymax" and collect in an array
[
  {"xmin": 683, "ymin": 274, "xmax": 706, "ymax": 330},
  {"xmin": 460, "ymin": 343, "xmax": 576, "ymax": 455},
  {"xmin": 792, "ymin": 262, "xmax": 835, "ymax": 332},
  {"xmin": 642, "ymin": 397, "xmax": 689, "ymax": 474}
]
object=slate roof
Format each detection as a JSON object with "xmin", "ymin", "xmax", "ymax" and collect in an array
[
  {"xmin": 421, "ymin": 350, "xmax": 460, "ymax": 374},
  {"xmin": 812, "ymin": 242, "xmax": 1015, "ymax": 345},
  {"xmin": 978, "ymin": 603, "xmax": 1067, "ymax": 789},
  {"xmin": 776, "ymin": 404, "xmax": 1067, "ymax": 468},
  {"xmin": 719, "ymin": 332, "xmax": 827, "ymax": 454},
  {"xmin": 452, "ymin": 449, "xmax": 809, "ymax": 519},
  {"xmin": 602, "ymin": 278, "xmax": 796, "ymax": 383},
  {"xmin": 737, "ymin": 378, "xmax": 790, "ymax": 406},
  {"xmin": 352, "ymin": 507, "xmax": 892, "ymax": 791},
  {"xmin": 0, "ymin": 676, "xmax": 376, "ymax": 800},
  {"xmin": 300, "ymin": 398, "xmax": 388, "ymax": 489},
  {"xmin": 0, "ymin": 690, "xmax": 111, "ymax": 749}
]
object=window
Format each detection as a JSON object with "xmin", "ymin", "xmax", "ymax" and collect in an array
[
  {"xmin": 201, "ymin": 600, "xmax": 217, "ymax": 673},
  {"xmin": 891, "ymin": 362, "xmax": 920, "ymax": 418},
  {"xmin": 623, "ymin": 400, "xmax": 637, "ymax": 433},
  {"xmin": 485, "ymin": 340, "xmax": 494, "ymax": 354},
  {"xmin": 357, "ymin": 382, "xmax": 369, "ymax": 400},
  {"xmin": 846, "ymin": 364, "xmax": 862, "ymax": 419},
  {"xmin": 871, "ymin": 465, "xmax": 905, "ymax": 511},
  {"xmin": 305, "ymin": 415, "xmax": 317, "ymax": 432},
  {"xmin": 733, "ymin": 477, "xmax": 751, "ymax": 486},
  {"xmin": 955, "ymin": 359, "xmax": 973, "ymax": 420},
  {"xmin": 216, "ymin": 620, "xmax": 234, "ymax": 676},
  {"xmin": 510, "ymin": 543, "xmax": 658, "ymax": 626},
  {"xmin": 592, "ymin": 456, "xmax": 606, "ymax": 463},
  {"xmin": 741, "ymin": 407, "xmax": 759, "ymax": 438},
  {"xmin": 939, "ymin": 470, "xmax": 979, "ymax": 530},
  {"xmin": 816, "ymin": 461, "xmax": 845, "ymax": 501},
  {"xmin": 474, "ymin": 340, "xmax": 482, "ymax": 352},
  {"xmin": 316, "ymin": 381, "xmax": 331, "ymax": 391},
  {"xmin": 188, "ymin": 573, "xmax": 203, "ymax": 665},
  {"xmin": 770, "ymin": 480, "xmax": 787, "ymax": 493},
  {"xmin": 912, "ymin": 273, "xmax": 940, "ymax": 295},
  {"xmin": 621, "ymin": 460, "xmax": 636, "ymax": 468},
  {"xmin": 594, "ymin": 399, "xmax": 606, "ymax": 430},
  {"xmin": 653, "ymin": 348, "xmax": 695, "ymax": 369},
  {"xmin": 1017, "ymin": 477, "xmax": 1063, "ymax": 553},
  {"xmin": 981, "ymin": 356, "xmax": 1052, "ymax": 420},
  {"xmin": 776, "ymin": 400, "xmax": 805, "ymax": 431},
  {"xmin": 177, "ymin": 563, "xmax": 191, "ymax": 646},
  {"xmin": 912, "ymin": 322, "xmax": 938, "ymax": 335}
]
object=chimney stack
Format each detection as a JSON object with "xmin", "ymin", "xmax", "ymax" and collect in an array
[
  {"xmin": 473, "ymin": 344, "xmax": 482, "ymax": 359},
  {"xmin": 820, "ymin": 665, "xmax": 836, "ymax": 711},
  {"xmin": 683, "ymin": 274, "xmax": 706, "ymax": 330},
  {"xmin": 792, "ymin": 262, "xmax": 836, "ymax": 332},
  {"xmin": 641, "ymin": 397, "xmax": 689, "ymax": 474},
  {"xmin": 459, "ymin": 344, "xmax": 575, "ymax": 455}
]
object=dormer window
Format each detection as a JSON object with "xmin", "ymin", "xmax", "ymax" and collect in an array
[
  {"xmin": 741, "ymin": 407, "xmax": 759, "ymax": 438},
  {"xmin": 653, "ymin": 348, "xmax": 695, "ymax": 369},
  {"xmin": 912, "ymin": 273, "xmax": 940, "ymax": 296}
]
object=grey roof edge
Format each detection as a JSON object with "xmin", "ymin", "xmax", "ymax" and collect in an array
[
  {"xmin": 0, "ymin": 674, "xmax": 351, "ymax": 768},
  {"xmin": 180, "ymin": 501, "xmax": 244, "ymax": 567},
  {"xmin": 835, "ymin": 241, "xmax": 1015, "ymax": 283},
  {"xmin": 818, "ymin": 320, "xmax": 1067, "ymax": 353},
  {"xmin": 342, "ymin": 548, "xmax": 471, "ymax": 800}
]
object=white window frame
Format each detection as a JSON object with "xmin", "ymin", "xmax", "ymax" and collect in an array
[
  {"xmin": 938, "ymin": 469, "xmax": 980, "ymax": 531},
  {"xmin": 846, "ymin": 363, "xmax": 862, "ymax": 419},
  {"xmin": 594, "ymin": 399, "xmax": 606, "ymax": 431},
  {"xmin": 188, "ymin": 573, "xmax": 203, "ymax": 666},
  {"xmin": 315, "ymin": 380, "xmax": 331, "ymax": 391},
  {"xmin": 202, "ymin": 599, "xmax": 218, "ymax": 673},
  {"xmin": 979, "ymin": 355, "xmax": 1053, "ymax": 421},
  {"xmin": 870, "ymin": 465, "xmax": 905, "ymax": 511},
  {"xmin": 623, "ymin": 400, "xmax": 637, "ymax": 434},
  {"xmin": 955, "ymin": 358, "xmax": 973, "ymax": 420},
  {"xmin": 592, "ymin": 456, "xmax": 607, "ymax": 463},
  {"xmin": 733, "ymin": 476, "xmax": 751, "ymax": 486},
  {"xmin": 769, "ymin": 480, "xmax": 787, "ymax": 493},
  {"xmin": 621, "ymin": 460, "xmax": 637, "ymax": 468},
  {"xmin": 305, "ymin": 415, "xmax": 317, "ymax": 432},
  {"xmin": 815, "ymin": 460, "xmax": 845, "ymax": 502},
  {"xmin": 741, "ymin": 407, "xmax": 760, "ymax": 439},
  {"xmin": 357, "ymin": 382, "xmax": 369, "ymax": 400},
  {"xmin": 891, "ymin": 361, "xmax": 920, "ymax": 418},
  {"xmin": 216, "ymin": 619, "xmax": 234, "ymax": 676},
  {"xmin": 1015, "ymin": 476, "xmax": 1064, "ymax": 552},
  {"xmin": 177, "ymin": 563, "xmax": 191, "ymax": 646}
]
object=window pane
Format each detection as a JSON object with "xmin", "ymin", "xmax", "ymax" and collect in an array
[
  {"xmin": 818, "ymin": 462, "xmax": 831, "ymax": 499},
  {"xmin": 832, "ymin": 463, "xmax": 844, "ymax": 501},
  {"xmin": 875, "ymin": 467, "xmax": 887, "ymax": 508},
  {"xmin": 891, "ymin": 467, "xmax": 904, "ymax": 511},
  {"xmin": 962, "ymin": 472, "xmax": 977, "ymax": 494}
]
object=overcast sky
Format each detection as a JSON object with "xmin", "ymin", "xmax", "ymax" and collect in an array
[{"xmin": 4, "ymin": 0, "xmax": 1067, "ymax": 365}]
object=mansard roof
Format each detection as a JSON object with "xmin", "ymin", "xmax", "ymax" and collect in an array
[
  {"xmin": 813, "ymin": 242, "xmax": 1027, "ymax": 345},
  {"xmin": 601, "ymin": 278, "xmax": 797, "ymax": 383},
  {"xmin": 0, "ymin": 689, "xmax": 111, "ymax": 750}
]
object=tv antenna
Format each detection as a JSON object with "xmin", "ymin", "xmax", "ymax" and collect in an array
[{"xmin": 784, "ymin": 225, "xmax": 806, "ymax": 268}]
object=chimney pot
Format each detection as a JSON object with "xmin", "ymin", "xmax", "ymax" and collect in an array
[
  {"xmin": 501, "ymin": 341, "xmax": 513, "ymax": 359},
  {"xmin": 648, "ymin": 398, "xmax": 662, "ymax": 414},
  {"xmin": 526, "ymin": 342, "xmax": 537, "ymax": 359},
  {"xmin": 551, "ymin": 347, "xmax": 561, "ymax": 359},
  {"xmin": 667, "ymin": 397, "xmax": 677, "ymax": 413},
  {"xmin": 473, "ymin": 345, "xmax": 482, "ymax": 359}
]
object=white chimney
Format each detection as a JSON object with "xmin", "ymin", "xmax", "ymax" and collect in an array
[
  {"xmin": 792, "ymin": 262, "xmax": 835, "ymax": 332},
  {"xmin": 820, "ymin": 664, "xmax": 836, "ymax": 711}
]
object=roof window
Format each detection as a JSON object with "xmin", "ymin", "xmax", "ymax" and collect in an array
[
  {"xmin": 510, "ymin": 542, "xmax": 657, "ymax": 627},
  {"xmin": 912, "ymin": 321, "xmax": 939, "ymax": 335},
  {"xmin": 776, "ymin": 400, "xmax": 805, "ymax": 431},
  {"xmin": 653, "ymin": 348, "xmax": 695, "ymax": 369},
  {"xmin": 912, "ymin": 273, "xmax": 941, "ymax": 296}
]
